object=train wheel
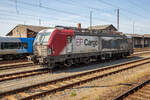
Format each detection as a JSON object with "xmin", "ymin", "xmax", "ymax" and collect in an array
[
  {"xmin": 64, "ymin": 59, "xmax": 73, "ymax": 67},
  {"xmin": 31, "ymin": 56, "xmax": 39, "ymax": 65},
  {"xmin": 33, "ymin": 61, "xmax": 39, "ymax": 65},
  {"xmin": 83, "ymin": 58, "xmax": 90, "ymax": 64},
  {"xmin": 4, "ymin": 55, "xmax": 14, "ymax": 60},
  {"xmin": 47, "ymin": 63, "xmax": 55, "ymax": 69},
  {"xmin": 32, "ymin": 59, "xmax": 39, "ymax": 65}
]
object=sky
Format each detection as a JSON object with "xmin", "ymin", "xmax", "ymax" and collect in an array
[{"xmin": 0, "ymin": 0, "xmax": 150, "ymax": 36}]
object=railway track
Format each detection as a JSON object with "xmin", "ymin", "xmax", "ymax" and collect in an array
[
  {"xmin": 0, "ymin": 51, "xmax": 148, "ymax": 82},
  {"xmin": 132, "ymin": 50, "xmax": 150, "ymax": 56},
  {"xmin": 0, "ymin": 50, "xmax": 149, "ymax": 71},
  {"xmin": 0, "ymin": 51, "xmax": 149, "ymax": 83},
  {"xmin": 0, "ymin": 57, "xmax": 150, "ymax": 100},
  {"xmin": 0, "ymin": 68, "xmax": 51, "ymax": 82},
  {"xmin": 134, "ymin": 48, "xmax": 150, "ymax": 52},
  {"xmin": 0, "ymin": 62, "xmax": 33, "ymax": 70},
  {"xmin": 0, "ymin": 59, "xmax": 28, "ymax": 65},
  {"xmin": 114, "ymin": 78, "xmax": 150, "ymax": 100}
]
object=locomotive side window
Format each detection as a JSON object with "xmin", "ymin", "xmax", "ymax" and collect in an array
[{"xmin": 67, "ymin": 36, "xmax": 72, "ymax": 43}]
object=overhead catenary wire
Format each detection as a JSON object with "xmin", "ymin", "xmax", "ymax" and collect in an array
[
  {"xmin": 1, "ymin": 0, "xmax": 126, "ymax": 25},
  {"xmin": 0, "ymin": 0, "xmax": 150, "ymax": 34},
  {"xmin": 14, "ymin": 0, "xmax": 19, "ymax": 14},
  {"xmin": 126, "ymin": 0, "xmax": 150, "ymax": 14},
  {"xmin": 0, "ymin": 0, "xmax": 86, "ymax": 25},
  {"xmin": 55, "ymin": 0, "xmax": 150, "ymax": 30},
  {"xmin": 55, "ymin": 0, "xmax": 116, "ymax": 23},
  {"xmin": 97, "ymin": 0, "xmax": 150, "ymax": 21},
  {"xmin": 7, "ymin": 0, "xmax": 115, "ymax": 23},
  {"xmin": 8, "ymin": 0, "xmax": 83, "ymax": 17},
  {"xmin": 3, "ymin": 0, "xmax": 150, "ymax": 23},
  {"xmin": 56, "ymin": 0, "xmax": 116, "ymax": 14}
]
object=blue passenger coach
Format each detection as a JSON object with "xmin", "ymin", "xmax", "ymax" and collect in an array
[
  {"xmin": 0, "ymin": 37, "xmax": 34, "ymax": 60},
  {"xmin": 18, "ymin": 38, "xmax": 34, "ymax": 54}
]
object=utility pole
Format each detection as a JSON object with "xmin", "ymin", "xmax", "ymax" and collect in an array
[
  {"xmin": 90, "ymin": 11, "xmax": 92, "ymax": 30},
  {"xmin": 15, "ymin": 0, "xmax": 19, "ymax": 14},
  {"xmin": 132, "ymin": 21, "xmax": 135, "ymax": 48},
  {"xmin": 133, "ymin": 21, "xmax": 135, "ymax": 34},
  {"xmin": 24, "ymin": 21, "xmax": 26, "ymax": 25},
  {"xmin": 39, "ymin": 19, "xmax": 41, "ymax": 26},
  {"xmin": 117, "ymin": 8, "xmax": 119, "ymax": 31},
  {"xmin": 39, "ymin": 0, "xmax": 42, "ymax": 7}
]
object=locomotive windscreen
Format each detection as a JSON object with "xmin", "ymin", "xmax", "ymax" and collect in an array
[
  {"xmin": 34, "ymin": 32, "xmax": 51, "ymax": 45},
  {"xmin": 34, "ymin": 29, "xmax": 55, "ymax": 45},
  {"xmin": 33, "ymin": 29, "xmax": 55, "ymax": 57}
]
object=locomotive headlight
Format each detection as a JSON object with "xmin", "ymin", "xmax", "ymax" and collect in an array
[{"xmin": 47, "ymin": 48, "xmax": 52, "ymax": 55}]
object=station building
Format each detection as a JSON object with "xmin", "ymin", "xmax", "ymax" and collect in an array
[
  {"xmin": 7, "ymin": 24, "xmax": 118, "ymax": 38},
  {"xmin": 6, "ymin": 24, "xmax": 50, "ymax": 38},
  {"xmin": 129, "ymin": 34, "xmax": 150, "ymax": 48},
  {"xmin": 88, "ymin": 24, "xmax": 118, "ymax": 32}
]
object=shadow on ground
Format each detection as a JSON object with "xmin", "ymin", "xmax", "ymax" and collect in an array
[{"xmin": 53, "ymin": 56, "xmax": 144, "ymax": 74}]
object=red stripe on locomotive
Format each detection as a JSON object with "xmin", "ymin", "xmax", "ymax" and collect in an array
[{"xmin": 48, "ymin": 29, "xmax": 74, "ymax": 56}]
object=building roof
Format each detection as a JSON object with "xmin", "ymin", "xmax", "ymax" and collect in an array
[
  {"xmin": 128, "ymin": 34, "xmax": 143, "ymax": 37},
  {"xmin": 23, "ymin": 25, "xmax": 50, "ymax": 32},
  {"xmin": 88, "ymin": 24, "xmax": 117, "ymax": 31},
  {"xmin": 144, "ymin": 34, "xmax": 150, "ymax": 38},
  {"xmin": 6, "ymin": 24, "xmax": 51, "ymax": 36},
  {"xmin": 126, "ymin": 33, "xmax": 150, "ymax": 38}
]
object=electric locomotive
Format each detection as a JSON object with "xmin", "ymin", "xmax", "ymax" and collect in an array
[{"xmin": 31, "ymin": 26, "xmax": 133, "ymax": 69}]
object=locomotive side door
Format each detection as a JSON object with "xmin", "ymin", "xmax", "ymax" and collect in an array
[{"xmin": 66, "ymin": 36, "xmax": 73, "ymax": 53}]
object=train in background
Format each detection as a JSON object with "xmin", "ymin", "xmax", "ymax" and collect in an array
[
  {"xmin": 31, "ymin": 26, "xmax": 133, "ymax": 69},
  {"xmin": 0, "ymin": 37, "xmax": 34, "ymax": 60}
]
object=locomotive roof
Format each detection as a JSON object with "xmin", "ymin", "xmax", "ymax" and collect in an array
[
  {"xmin": 55, "ymin": 26, "xmax": 125, "ymax": 37},
  {"xmin": 73, "ymin": 29, "xmax": 126, "ymax": 38}
]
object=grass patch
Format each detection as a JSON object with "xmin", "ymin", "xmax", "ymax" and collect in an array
[
  {"xmin": 96, "ymin": 96, "xmax": 101, "ymax": 100},
  {"xmin": 70, "ymin": 91, "xmax": 77, "ymax": 97}
]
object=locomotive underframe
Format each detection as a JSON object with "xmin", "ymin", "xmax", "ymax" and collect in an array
[{"xmin": 32, "ymin": 50, "xmax": 130, "ymax": 69}]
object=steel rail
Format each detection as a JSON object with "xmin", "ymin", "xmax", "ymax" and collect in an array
[
  {"xmin": 0, "ymin": 63, "xmax": 33, "ymax": 70},
  {"xmin": 0, "ymin": 68, "xmax": 51, "ymax": 82},
  {"xmin": 114, "ymin": 78, "xmax": 150, "ymax": 100},
  {"xmin": 0, "ymin": 51, "xmax": 149, "ymax": 82},
  {"xmin": 0, "ymin": 59, "xmax": 28, "ymax": 65},
  {"xmin": 0, "ymin": 57, "xmax": 150, "ymax": 100}
]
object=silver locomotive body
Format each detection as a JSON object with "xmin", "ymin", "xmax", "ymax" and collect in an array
[{"xmin": 31, "ymin": 28, "xmax": 133, "ymax": 69}]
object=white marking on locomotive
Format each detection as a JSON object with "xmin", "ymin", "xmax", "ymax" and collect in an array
[{"xmin": 60, "ymin": 35, "xmax": 99, "ymax": 54}]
